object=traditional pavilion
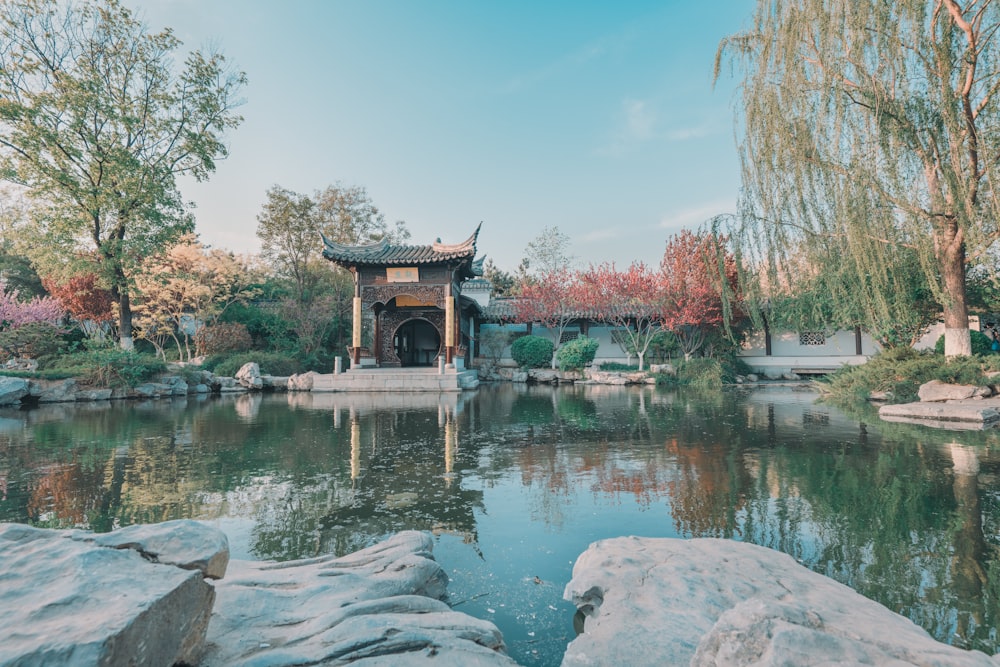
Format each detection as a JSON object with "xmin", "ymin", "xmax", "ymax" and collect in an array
[{"xmin": 322, "ymin": 224, "xmax": 485, "ymax": 369}]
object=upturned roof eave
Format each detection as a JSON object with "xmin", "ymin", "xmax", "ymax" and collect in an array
[{"xmin": 321, "ymin": 223, "xmax": 482, "ymax": 268}]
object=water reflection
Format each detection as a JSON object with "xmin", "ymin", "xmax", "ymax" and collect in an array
[{"xmin": 2, "ymin": 385, "xmax": 1000, "ymax": 665}]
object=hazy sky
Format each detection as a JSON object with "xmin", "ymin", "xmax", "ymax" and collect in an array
[{"xmin": 131, "ymin": 1, "xmax": 754, "ymax": 272}]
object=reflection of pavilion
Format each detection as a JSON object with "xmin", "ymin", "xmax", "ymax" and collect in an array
[
  {"xmin": 320, "ymin": 401, "xmax": 482, "ymax": 549},
  {"xmin": 322, "ymin": 224, "xmax": 485, "ymax": 369}
]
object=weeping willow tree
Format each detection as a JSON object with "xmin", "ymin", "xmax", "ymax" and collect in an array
[{"xmin": 717, "ymin": 0, "xmax": 1000, "ymax": 356}]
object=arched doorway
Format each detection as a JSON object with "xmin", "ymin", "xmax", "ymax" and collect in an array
[{"xmin": 393, "ymin": 319, "xmax": 441, "ymax": 367}]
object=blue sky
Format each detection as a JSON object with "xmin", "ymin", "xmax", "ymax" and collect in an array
[{"xmin": 134, "ymin": 1, "xmax": 754, "ymax": 272}]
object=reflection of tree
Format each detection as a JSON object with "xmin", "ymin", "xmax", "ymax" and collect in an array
[{"xmin": 948, "ymin": 443, "xmax": 988, "ymax": 649}]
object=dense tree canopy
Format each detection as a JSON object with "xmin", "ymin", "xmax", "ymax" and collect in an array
[
  {"xmin": 0, "ymin": 0, "xmax": 246, "ymax": 349},
  {"xmin": 718, "ymin": 0, "xmax": 1000, "ymax": 356}
]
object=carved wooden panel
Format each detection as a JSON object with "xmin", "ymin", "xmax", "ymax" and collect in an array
[
  {"xmin": 378, "ymin": 310, "xmax": 445, "ymax": 367},
  {"xmin": 363, "ymin": 284, "xmax": 446, "ymax": 308}
]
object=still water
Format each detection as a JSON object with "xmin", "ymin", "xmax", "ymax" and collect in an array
[{"xmin": 2, "ymin": 384, "xmax": 1000, "ymax": 665}]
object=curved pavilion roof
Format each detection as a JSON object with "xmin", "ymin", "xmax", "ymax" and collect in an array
[{"xmin": 322, "ymin": 223, "xmax": 483, "ymax": 279}]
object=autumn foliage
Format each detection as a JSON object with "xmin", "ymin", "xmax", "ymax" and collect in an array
[
  {"xmin": 42, "ymin": 274, "xmax": 115, "ymax": 326},
  {"xmin": 659, "ymin": 230, "xmax": 739, "ymax": 358},
  {"xmin": 576, "ymin": 231, "xmax": 738, "ymax": 363}
]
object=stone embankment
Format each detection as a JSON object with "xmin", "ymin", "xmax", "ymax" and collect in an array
[
  {"xmin": 879, "ymin": 379, "xmax": 1000, "ymax": 429},
  {"xmin": 0, "ymin": 361, "xmax": 317, "ymax": 407},
  {"xmin": 479, "ymin": 363, "xmax": 678, "ymax": 385},
  {"xmin": 1, "ymin": 521, "xmax": 516, "ymax": 666}
]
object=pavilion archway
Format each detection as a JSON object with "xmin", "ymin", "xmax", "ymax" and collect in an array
[{"xmin": 379, "ymin": 312, "xmax": 445, "ymax": 367}]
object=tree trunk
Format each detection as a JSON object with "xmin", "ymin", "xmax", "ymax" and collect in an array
[
  {"xmin": 939, "ymin": 228, "xmax": 971, "ymax": 357},
  {"xmin": 112, "ymin": 286, "xmax": 135, "ymax": 351},
  {"xmin": 637, "ymin": 351, "xmax": 645, "ymax": 371}
]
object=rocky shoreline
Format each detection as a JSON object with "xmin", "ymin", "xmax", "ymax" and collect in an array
[
  {"xmin": 0, "ymin": 355, "xmax": 812, "ymax": 408},
  {"xmin": 4, "ymin": 521, "xmax": 998, "ymax": 666}
]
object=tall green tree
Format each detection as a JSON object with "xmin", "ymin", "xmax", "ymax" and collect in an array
[
  {"xmin": 718, "ymin": 0, "xmax": 1000, "ymax": 356},
  {"xmin": 0, "ymin": 0, "xmax": 246, "ymax": 349},
  {"xmin": 256, "ymin": 183, "xmax": 409, "ymax": 302}
]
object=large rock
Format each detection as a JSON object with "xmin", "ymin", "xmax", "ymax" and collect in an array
[
  {"xmin": 235, "ymin": 361, "xmax": 263, "ymax": 389},
  {"xmin": 288, "ymin": 370, "xmax": 320, "ymax": 391},
  {"xmin": 0, "ymin": 522, "xmax": 217, "ymax": 666},
  {"xmin": 563, "ymin": 536, "xmax": 999, "ymax": 667},
  {"xmin": 203, "ymin": 530, "xmax": 517, "ymax": 666},
  {"xmin": 0, "ymin": 376, "xmax": 29, "ymax": 406},
  {"xmin": 79, "ymin": 519, "xmax": 230, "ymax": 579},
  {"xmin": 28, "ymin": 378, "xmax": 77, "ymax": 403},
  {"xmin": 918, "ymin": 379, "xmax": 992, "ymax": 402}
]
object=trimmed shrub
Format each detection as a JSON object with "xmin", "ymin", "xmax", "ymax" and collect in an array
[
  {"xmin": 195, "ymin": 322, "xmax": 253, "ymax": 356},
  {"xmin": 511, "ymin": 335, "xmax": 554, "ymax": 369},
  {"xmin": 934, "ymin": 330, "xmax": 993, "ymax": 355},
  {"xmin": 556, "ymin": 336, "xmax": 599, "ymax": 370},
  {"xmin": 598, "ymin": 362, "xmax": 639, "ymax": 371}
]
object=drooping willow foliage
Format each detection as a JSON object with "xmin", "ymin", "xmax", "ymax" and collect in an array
[{"xmin": 717, "ymin": 0, "xmax": 1000, "ymax": 354}]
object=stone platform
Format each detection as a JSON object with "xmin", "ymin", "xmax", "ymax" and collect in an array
[{"xmin": 312, "ymin": 367, "xmax": 479, "ymax": 393}]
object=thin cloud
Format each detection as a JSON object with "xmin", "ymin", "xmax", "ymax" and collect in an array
[{"xmin": 658, "ymin": 200, "xmax": 736, "ymax": 231}]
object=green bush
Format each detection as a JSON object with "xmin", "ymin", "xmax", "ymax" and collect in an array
[
  {"xmin": 45, "ymin": 348, "xmax": 167, "ymax": 388},
  {"xmin": 821, "ymin": 346, "xmax": 987, "ymax": 404},
  {"xmin": 677, "ymin": 358, "xmax": 724, "ymax": 388},
  {"xmin": 511, "ymin": 335, "xmax": 554, "ymax": 369},
  {"xmin": 934, "ymin": 330, "xmax": 994, "ymax": 355},
  {"xmin": 556, "ymin": 336, "xmax": 599, "ymax": 370},
  {"xmin": 598, "ymin": 362, "xmax": 639, "ymax": 371},
  {"xmin": 514, "ymin": 335, "xmax": 554, "ymax": 368},
  {"xmin": 211, "ymin": 351, "xmax": 303, "ymax": 378},
  {"xmin": 0, "ymin": 322, "xmax": 65, "ymax": 361}
]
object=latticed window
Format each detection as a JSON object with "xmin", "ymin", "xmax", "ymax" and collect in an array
[
  {"xmin": 798, "ymin": 331, "xmax": 826, "ymax": 346},
  {"xmin": 560, "ymin": 331, "xmax": 580, "ymax": 344}
]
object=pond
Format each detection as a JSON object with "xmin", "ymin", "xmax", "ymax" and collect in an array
[{"xmin": 2, "ymin": 383, "xmax": 1000, "ymax": 665}]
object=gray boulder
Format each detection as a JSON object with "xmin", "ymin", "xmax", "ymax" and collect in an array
[
  {"xmin": 28, "ymin": 378, "xmax": 77, "ymax": 403},
  {"xmin": 0, "ymin": 522, "xmax": 217, "ymax": 666},
  {"xmin": 133, "ymin": 382, "xmax": 173, "ymax": 398},
  {"xmin": 919, "ymin": 379, "xmax": 991, "ymax": 402},
  {"xmin": 74, "ymin": 388, "xmax": 113, "ymax": 401},
  {"xmin": 563, "ymin": 536, "xmax": 998, "ymax": 667},
  {"xmin": 0, "ymin": 376, "xmax": 29, "ymax": 406},
  {"xmin": 79, "ymin": 519, "xmax": 230, "ymax": 579},
  {"xmin": 235, "ymin": 361, "xmax": 263, "ymax": 389},
  {"xmin": 288, "ymin": 370, "xmax": 319, "ymax": 391},
  {"xmin": 203, "ymin": 530, "xmax": 517, "ymax": 666},
  {"xmin": 261, "ymin": 374, "xmax": 289, "ymax": 390}
]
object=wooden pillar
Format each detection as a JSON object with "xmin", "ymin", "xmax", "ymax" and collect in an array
[
  {"xmin": 445, "ymin": 295, "xmax": 455, "ymax": 364},
  {"xmin": 351, "ymin": 270, "xmax": 362, "ymax": 366},
  {"xmin": 352, "ymin": 296, "xmax": 362, "ymax": 365},
  {"xmin": 855, "ymin": 325, "xmax": 863, "ymax": 355},
  {"xmin": 763, "ymin": 317, "xmax": 772, "ymax": 357}
]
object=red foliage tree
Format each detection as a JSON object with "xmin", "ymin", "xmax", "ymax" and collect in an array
[
  {"xmin": 42, "ymin": 274, "xmax": 116, "ymax": 337},
  {"xmin": 512, "ymin": 267, "xmax": 585, "ymax": 368},
  {"xmin": 659, "ymin": 230, "xmax": 739, "ymax": 359},
  {"xmin": 579, "ymin": 261, "xmax": 665, "ymax": 370}
]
